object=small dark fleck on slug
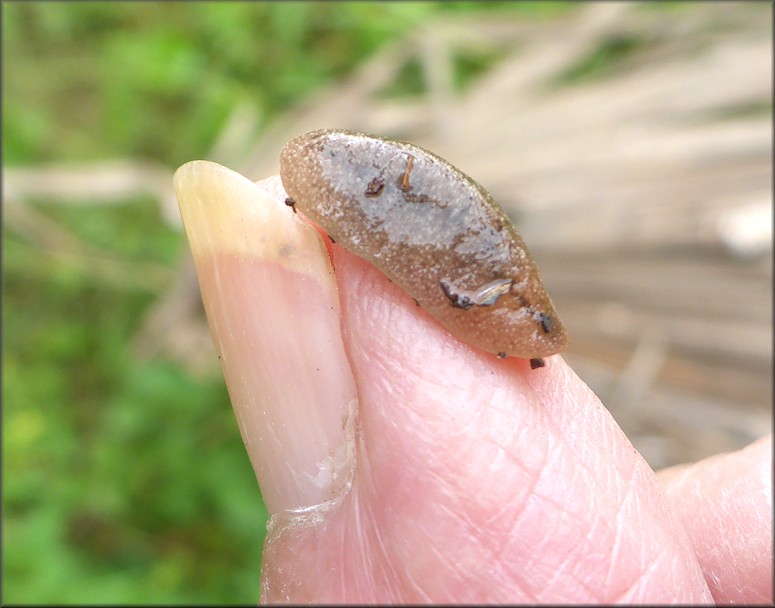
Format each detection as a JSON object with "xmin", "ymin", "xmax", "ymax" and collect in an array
[
  {"xmin": 497, "ymin": 352, "xmax": 507, "ymax": 359},
  {"xmin": 279, "ymin": 129, "xmax": 568, "ymax": 360},
  {"xmin": 365, "ymin": 177, "xmax": 385, "ymax": 197},
  {"xmin": 400, "ymin": 155, "xmax": 415, "ymax": 191},
  {"xmin": 536, "ymin": 311, "xmax": 553, "ymax": 334},
  {"xmin": 440, "ymin": 280, "xmax": 473, "ymax": 310},
  {"xmin": 440, "ymin": 277, "xmax": 514, "ymax": 311},
  {"xmin": 284, "ymin": 197, "xmax": 297, "ymax": 213},
  {"xmin": 328, "ymin": 234, "xmax": 336, "ymax": 244},
  {"xmin": 530, "ymin": 358, "xmax": 546, "ymax": 369}
]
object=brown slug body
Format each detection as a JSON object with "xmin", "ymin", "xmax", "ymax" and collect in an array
[{"xmin": 279, "ymin": 129, "xmax": 568, "ymax": 360}]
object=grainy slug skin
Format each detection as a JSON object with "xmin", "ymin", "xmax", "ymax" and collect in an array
[{"xmin": 279, "ymin": 129, "xmax": 568, "ymax": 359}]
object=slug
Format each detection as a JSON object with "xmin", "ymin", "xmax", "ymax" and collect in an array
[{"xmin": 279, "ymin": 129, "xmax": 568, "ymax": 361}]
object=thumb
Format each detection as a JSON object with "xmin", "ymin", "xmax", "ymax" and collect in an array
[{"xmin": 175, "ymin": 160, "xmax": 712, "ymax": 603}]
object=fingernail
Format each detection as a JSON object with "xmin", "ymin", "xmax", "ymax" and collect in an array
[{"xmin": 174, "ymin": 161, "xmax": 357, "ymax": 514}]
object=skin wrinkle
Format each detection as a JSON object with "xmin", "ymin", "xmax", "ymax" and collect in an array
[
  {"xmin": 400, "ymin": 426, "xmax": 447, "ymax": 494},
  {"xmin": 613, "ymin": 546, "xmax": 668, "ymax": 603},
  {"xmin": 393, "ymin": 504, "xmax": 451, "ymax": 601},
  {"xmin": 542, "ymin": 520, "xmax": 598, "ymax": 599},
  {"xmin": 344, "ymin": 443, "xmax": 369, "ymax": 599},
  {"xmin": 721, "ymin": 499, "xmax": 744, "ymax": 587},
  {"xmin": 455, "ymin": 382, "xmax": 549, "ymax": 535},
  {"xmin": 508, "ymin": 482, "xmax": 560, "ymax": 563},
  {"xmin": 475, "ymin": 385, "xmax": 529, "ymax": 431},
  {"xmin": 429, "ymin": 413, "xmax": 546, "ymax": 569},
  {"xmin": 423, "ymin": 540, "xmax": 479, "ymax": 601},
  {"xmin": 401, "ymin": 561, "xmax": 434, "ymax": 604},
  {"xmin": 344, "ymin": 319, "xmax": 470, "ymax": 445},
  {"xmin": 382, "ymin": 451, "xmax": 524, "ymax": 600},
  {"xmin": 339, "ymin": 254, "xmax": 537, "ymax": 446},
  {"xmin": 514, "ymin": 440, "xmax": 625, "ymax": 598},
  {"xmin": 602, "ymin": 494, "xmax": 626, "ymax": 591},
  {"xmin": 433, "ymin": 500, "xmax": 532, "ymax": 602},
  {"xmin": 479, "ymin": 446, "xmax": 532, "ymax": 529},
  {"xmin": 349, "ymin": 484, "xmax": 371, "ymax": 599},
  {"xmin": 477, "ymin": 423, "xmax": 535, "ymax": 476},
  {"xmin": 574, "ymin": 558, "xmax": 610, "ymax": 604},
  {"xmin": 358, "ymin": 440, "xmax": 404, "ymax": 602},
  {"xmin": 366, "ymin": 501, "xmax": 406, "ymax": 601},
  {"xmin": 544, "ymin": 368, "xmax": 620, "ymax": 469},
  {"xmin": 528, "ymin": 440, "xmax": 576, "ymax": 512},
  {"xmin": 450, "ymin": 383, "xmax": 527, "ymax": 453},
  {"xmin": 527, "ymin": 389, "xmax": 582, "ymax": 472},
  {"xmin": 423, "ymin": 346, "xmax": 509, "ymax": 411},
  {"xmin": 405, "ymin": 372, "xmax": 478, "ymax": 413},
  {"xmin": 365, "ymin": 360, "xmax": 539, "ymax": 539},
  {"xmin": 341, "ymin": 260, "xmax": 487, "ymax": 402},
  {"xmin": 436, "ymin": 497, "xmax": 492, "ymax": 560},
  {"xmin": 625, "ymin": 464, "xmax": 674, "ymax": 592},
  {"xmin": 356, "ymin": 416, "xmax": 436, "ymax": 601},
  {"xmin": 577, "ymin": 515, "xmax": 615, "ymax": 582},
  {"xmin": 523, "ymin": 502, "xmax": 570, "ymax": 597},
  {"xmin": 356, "ymin": 446, "xmax": 410, "ymax": 601},
  {"xmin": 555, "ymin": 419, "xmax": 610, "ymax": 484},
  {"xmin": 536, "ymin": 400, "xmax": 647, "ymax": 592},
  {"xmin": 496, "ymin": 488, "xmax": 534, "ymax": 561},
  {"xmin": 597, "ymin": 460, "xmax": 648, "ymax": 599},
  {"xmin": 486, "ymin": 449, "xmax": 544, "ymax": 560}
]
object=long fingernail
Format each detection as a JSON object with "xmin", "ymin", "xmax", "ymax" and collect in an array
[{"xmin": 174, "ymin": 161, "xmax": 357, "ymax": 514}]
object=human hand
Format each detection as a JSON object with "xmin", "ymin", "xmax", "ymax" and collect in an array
[{"xmin": 174, "ymin": 161, "xmax": 772, "ymax": 604}]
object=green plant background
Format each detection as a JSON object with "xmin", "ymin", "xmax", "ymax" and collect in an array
[{"xmin": 2, "ymin": 2, "xmax": 590, "ymax": 603}]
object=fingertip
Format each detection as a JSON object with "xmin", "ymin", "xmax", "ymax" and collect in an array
[{"xmin": 658, "ymin": 435, "xmax": 773, "ymax": 605}]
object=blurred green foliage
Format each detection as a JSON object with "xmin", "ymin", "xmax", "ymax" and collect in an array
[
  {"xmin": 3, "ymin": 1, "xmax": 570, "ymax": 166},
  {"xmin": 3, "ymin": 1, "xmax": 570, "ymax": 603}
]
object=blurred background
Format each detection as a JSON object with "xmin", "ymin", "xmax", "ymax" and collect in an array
[{"xmin": 3, "ymin": 1, "xmax": 771, "ymax": 603}]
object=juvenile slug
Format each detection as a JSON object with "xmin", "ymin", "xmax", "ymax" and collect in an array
[{"xmin": 279, "ymin": 129, "xmax": 568, "ymax": 360}]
